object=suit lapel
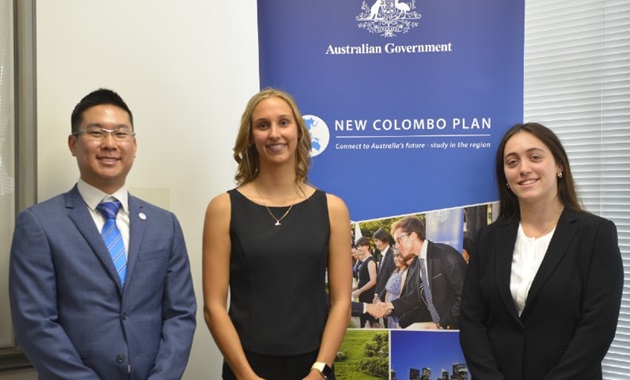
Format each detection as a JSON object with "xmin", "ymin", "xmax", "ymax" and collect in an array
[
  {"xmin": 125, "ymin": 195, "xmax": 148, "ymax": 292},
  {"xmin": 382, "ymin": 247, "xmax": 389, "ymax": 269},
  {"xmin": 426, "ymin": 241, "xmax": 443, "ymax": 287},
  {"xmin": 426, "ymin": 241, "xmax": 434, "ymax": 283},
  {"xmin": 523, "ymin": 209, "xmax": 579, "ymax": 313},
  {"xmin": 65, "ymin": 186, "xmax": 123, "ymax": 290},
  {"xmin": 380, "ymin": 246, "xmax": 394, "ymax": 278},
  {"xmin": 405, "ymin": 257, "xmax": 420, "ymax": 296},
  {"xmin": 494, "ymin": 219, "xmax": 521, "ymax": 323}
]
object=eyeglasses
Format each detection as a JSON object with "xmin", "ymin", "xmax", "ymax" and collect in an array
[
  {"xmin": 394, "ymin": 232, "xmax": 411, "ymax": 245},
  {"xmin": 74, "ymin": 126, "xmax": 135, "ymax": 142}
]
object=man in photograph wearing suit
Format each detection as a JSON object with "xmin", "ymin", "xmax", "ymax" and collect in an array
[
  {"xmin": 9, "ymin": 89, "xmax": 196, "ymax": 379},
  {"xmin": 372, "ymin": 229, "xmax": 397, "ymax": 327},
  {"xmin": 369, "ymin": 215, "xmax": 466, "ymax": 329}
]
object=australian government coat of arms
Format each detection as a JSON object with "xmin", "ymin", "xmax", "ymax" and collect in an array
[{"xmin": 357, "ymin": 0, "xmax": 421, "ymax": 37}]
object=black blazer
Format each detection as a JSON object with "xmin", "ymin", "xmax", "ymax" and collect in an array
[
  {"xmin": 375, "ymin": 246, "xmax": 397, "ymax": 300},
  {"xmin": 460, "ymin": 209, "xmax": 623, "ymax": 380},
  {"xmin": 391, "ymin": 241, "xmax": 467, "ymax": 329}
]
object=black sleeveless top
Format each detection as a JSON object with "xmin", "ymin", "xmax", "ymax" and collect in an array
[
  {"xmin": 227, "ymin": 189, "xmax": 330, "ymax": 355},
  {"xmin": 357, "ymin": 255, "xmax": 376, "ymax": 303}
]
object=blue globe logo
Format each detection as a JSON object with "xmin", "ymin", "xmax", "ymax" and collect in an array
[{"xmin": 303, "ymin": 114, "xmax": 330, "ymax": 157}]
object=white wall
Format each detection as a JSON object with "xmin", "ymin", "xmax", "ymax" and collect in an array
[{"xmin": 1, "ymin": 1, "xmax": 259, "ymax": 379}]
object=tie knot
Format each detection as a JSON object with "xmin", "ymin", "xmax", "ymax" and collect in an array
[{"xmin": 97, "ymin": 200, "xmax": 122, "ymax": 220}]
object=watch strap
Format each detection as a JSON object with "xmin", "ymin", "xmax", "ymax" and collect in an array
[{"xmin": 311, "ymin": 362, "xmax": 332, "ymax": 379}]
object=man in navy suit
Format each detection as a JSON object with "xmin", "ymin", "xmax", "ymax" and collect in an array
[
  {"xmin": 9, "ymin": 89, "xmax": 196, "ymax": 379},
  {"xmin": 372, "ymin": 229, "xmax": 396, "ymax": 327}
]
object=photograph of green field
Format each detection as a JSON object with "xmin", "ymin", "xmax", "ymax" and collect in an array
[{"xmin": 334, "ymin": 329, "xmax": 389, "ymax": 380}]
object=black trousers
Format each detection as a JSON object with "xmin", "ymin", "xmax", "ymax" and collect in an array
[{"xmin": 222, "ymin": 349, "xmax": 335, "ymax": 380}]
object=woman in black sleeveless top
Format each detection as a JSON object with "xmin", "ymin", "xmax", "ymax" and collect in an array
[
  {"xmin": 352, "ymin": 237, "xmax": 379, "ymax": 328},
  {"xmin": 203, "ymin": 88, "xmax": 352, "ymax": 380}
]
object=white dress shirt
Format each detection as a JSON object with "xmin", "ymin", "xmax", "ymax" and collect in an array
[
  {"xmin": 77, "ymin": 179, "xmax": 130, "ymax": 257},
  {"xmin": 510, "ymin": 223, "xmax": 554, "ymax": 316},
  {"xmin": 419, "ymin": 239, "xmax": 429, "ymax": 283}
]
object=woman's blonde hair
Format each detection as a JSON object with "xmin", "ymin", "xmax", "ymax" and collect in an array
[{"xmin": 233, "ymin": 88, "xmax": 312, "ymax": 185}]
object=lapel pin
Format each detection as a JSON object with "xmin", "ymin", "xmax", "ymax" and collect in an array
[{"xmin": 138, "ymin": 212, "xmax": 147, "ymax": 220}]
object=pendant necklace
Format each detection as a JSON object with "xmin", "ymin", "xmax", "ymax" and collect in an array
[{"xmin": 255, "ymin": 184, "xmax": 294, "ymax": 226}]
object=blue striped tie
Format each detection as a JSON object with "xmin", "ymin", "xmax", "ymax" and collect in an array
[
  {"xmin": 96, "ymin": 200, "xmax": 127, "ymax": 288},
  {"xmin": 419, "ymin": 258, "xmax": 441, "ymax": 324}
]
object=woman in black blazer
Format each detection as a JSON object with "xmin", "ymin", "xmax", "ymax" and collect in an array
[{"xmin": 460, "ymin": 122, "xmax": 623, "ymax": 380}]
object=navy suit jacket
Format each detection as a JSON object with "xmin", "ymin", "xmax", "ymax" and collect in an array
[
  {"xmin": 375, "ymin": 246, "xmax": 397, "ymax": 301},
  {"xmin": 460, "ymin": 209, "xmax": 623, "ymax": 380},
  {"xmin": 9, "ymin": 186, "xmax": 196, "ymax": 380}
]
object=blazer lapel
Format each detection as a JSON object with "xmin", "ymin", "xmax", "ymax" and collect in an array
[
  {"xmin": 405, "ymin": 257, "xmax": 420, "ymax": 296},
  {"xmin": 125, "ymin": 195, "xmax": 148, "ymax": 292},
  {"xmin": 386, "ymin": 247, "xmax": 397, "ymax": 277},
  {"xmin": 523, "ymin": 209, "xmax": 579, "ymax": 314},
  {"xmin": 65, "ymin": 186, "xmax": 123, "ymax": 291},
  {"xmin": 426, "ymin": 241, "xmax": 435, "ymax": 283},
  {"xmin": 494, "ymin": 219, "xmax": 521, "ymax": 323}
]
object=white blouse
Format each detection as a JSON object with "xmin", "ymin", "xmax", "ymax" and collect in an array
[{"xmin": 510, "ymin": 223, "xmax": 555, "ymax": 316}]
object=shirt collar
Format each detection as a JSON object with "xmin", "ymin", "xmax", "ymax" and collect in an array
[
  {"xmin": 77, "ymin": 179, "xmax": 129, "ymax": 212},
  {"xmin": 419, "ymin": 239, "xmax": 428, "ymax": 261}
]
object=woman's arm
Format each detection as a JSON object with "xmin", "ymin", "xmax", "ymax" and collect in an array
[
  {"xmin": 306, "ymin": 194, "xmax": 352, "ymax": 380},
  {"xmin": 202, "ymin": 193, "xmax": 262, "ymax": 380},
  {"xmin": 543, "ymin": 219, "xmax": 623, "ymax": 379}
]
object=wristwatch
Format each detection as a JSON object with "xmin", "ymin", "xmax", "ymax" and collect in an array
[{"xmin": 311, "ymin": 362, "xmax": 332, "ymax": 379}]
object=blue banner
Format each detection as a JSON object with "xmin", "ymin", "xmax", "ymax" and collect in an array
[
  {"xmin": 426, "ymin": 208, "xmax": 464, "ymax": 252},
  {"xmin": 258, "ymin": 1, "xmax": 523, "ymax": 378},
  {"xmin": 258, "ymin": 0, "xmax": 523, "ymax": 221}
]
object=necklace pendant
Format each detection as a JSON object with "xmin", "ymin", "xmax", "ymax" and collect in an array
[{"xmin": 275, "ymin": 221, "xmax": 281, "ymax": 226}]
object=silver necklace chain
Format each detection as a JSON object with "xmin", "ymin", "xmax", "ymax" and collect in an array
[{"xmin": 255, "ymin": 184, "xmax": 295, "ymax": 226}]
